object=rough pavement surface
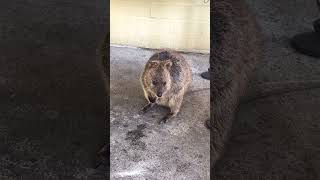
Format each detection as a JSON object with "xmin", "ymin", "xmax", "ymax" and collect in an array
[
  {"xmin": 214, "ymin": 0, "xmax": 320, "ymax": 179},
  {"xmin": 0, "ymin": 0, "xmax": 108, "ymax": 179},
  {"xmin": 1, "ymin": 0, "xmax": 320, "ymax": 179},
  {"xmin": 110, "ymin": 46, "xmax": 210, "ymax": 180}
]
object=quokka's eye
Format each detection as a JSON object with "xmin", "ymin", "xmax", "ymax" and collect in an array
[
  {"xmin": 163, "ymin": 82, "xmax": 166, "ymax": 85},
  {"xmin": 152, "ymin": 81, "xmax": 157, "ymax": 85}
]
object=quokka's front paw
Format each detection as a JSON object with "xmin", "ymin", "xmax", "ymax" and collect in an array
[
  {"xmin": 139, "ymin": 103, "xmax": 154, "ymax": 114},
  {"xmin": 139, "ymin": 107, "xmax": 147, "ymax": 115},
  {"xmin": 148, "ymin": 96, "xmax": 156, "ymax": 103}
]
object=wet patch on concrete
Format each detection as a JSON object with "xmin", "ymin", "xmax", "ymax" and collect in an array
[
  {"xmin": 125, "ymin": 124, "xmax": 147, "ymax": 151},
  {"xmin": 110, "ymin": 46, "xmax": 210, "ymax": 179},
  {"xmin": 176, "ymin": 162, "xmax": 192, "ymax": 173}
]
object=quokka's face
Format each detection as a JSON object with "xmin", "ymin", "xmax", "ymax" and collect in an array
[{"xmin": 145, "ymin": 60, "xmax": 172, "ymax": 98}]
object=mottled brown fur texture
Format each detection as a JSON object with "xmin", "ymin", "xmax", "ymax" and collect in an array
[
  {"xmin": 140, "ymin": 50, "xmax": 192, "ymax": 124},
  {"xmin": 209, "ymin": 0, "xmax": 320, "ymax": 171},
  {"xmin": 209, "ymin": 0, "xmax": 264, "ymax": 169}
]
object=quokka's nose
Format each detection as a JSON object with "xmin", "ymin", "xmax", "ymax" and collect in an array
[{"xmin": 157, "ymin": 92, "xmax": 162, "ymax": 97}]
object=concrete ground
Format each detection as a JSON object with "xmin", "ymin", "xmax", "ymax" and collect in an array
[
  {"xmin": 1, "ymin": 0, "xmax": 320, "ymax": 179},
  {"xmin": 0, "ymin": 0, "xmax": 108, "ymax": 179},
  {"xmin": 110, "ymin": 46, "xmax": 210, "ymax": 179}
]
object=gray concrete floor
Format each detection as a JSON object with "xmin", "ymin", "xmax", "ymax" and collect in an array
[
  {"xmin": 1, "ymin": 0, "xmax": 320, "ymax": 179},
  {"xmin": 110, "ymin": 46, "xmax": 210, "ymax": 179},
  {"xmin": 0, "ymin": 0, "xmax": 108, "ymax": 179}
]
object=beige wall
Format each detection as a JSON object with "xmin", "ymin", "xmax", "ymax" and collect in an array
[{"xmin": 110, "ymin": 0, "xmax": 210, "ymax": 53}]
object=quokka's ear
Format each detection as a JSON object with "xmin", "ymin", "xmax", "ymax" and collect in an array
[
  {"xmin": 164, "ymin": 60, "xmax": 172, "ymax": 69},
  {"xmin": 148, "ymin": 61, "xmax": 159, "ymax": 68}
]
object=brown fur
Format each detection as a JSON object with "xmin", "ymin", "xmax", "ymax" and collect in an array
[
  {"xmin": 209, "ymin": 0, "xmax": 320, "ymax": 171},
  {"xmin": 140, "ymin": 50, "xmax": 192, "ymax": 124},
  {"xmin": 209, "ymin": 0, "xmax": 264, "ymax": 169}
]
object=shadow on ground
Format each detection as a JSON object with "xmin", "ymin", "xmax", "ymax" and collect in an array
[{"xmin": 0, "ymin": 0, "xmax": 108, "ymax": 179}]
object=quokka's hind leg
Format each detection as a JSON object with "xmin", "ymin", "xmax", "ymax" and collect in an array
[{"xmin": 158, "ymin": 95, "xmax": 184, "ymax": 124}]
